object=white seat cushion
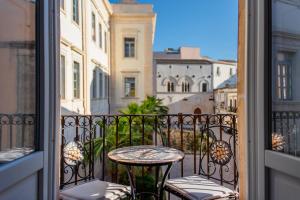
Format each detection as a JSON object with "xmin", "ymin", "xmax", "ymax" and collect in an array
[
  {"xmin": 60, "ymin": 180, "xmax": 130, "ymax": 200},
  {"xmin": 165, "ymin": 176, "xmax": 236, "ymax": 200}
]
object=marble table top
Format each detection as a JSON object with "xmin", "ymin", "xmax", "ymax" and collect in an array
[{"xmin": 108, "ymin": 145, "xmax": 184, "ymax": 166}]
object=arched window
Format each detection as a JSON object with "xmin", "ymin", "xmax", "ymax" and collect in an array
[
  {"xmin": 167, "ymin": 81, "xmax": 175, "ymax": 92},
  {"xmin": 171, "ymin": 82, "xmax": 175, "ymax": 92},
  {"xmin": 202, "ymin": 82, "xmax": 208, "ymax": 92},
  {"xmin": 182, "ymin": 81, "xmax": 190, "ymax": 93}
]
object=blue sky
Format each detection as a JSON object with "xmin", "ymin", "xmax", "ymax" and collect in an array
[{"xmin": 110, "ymin": 0, "xmax": 238, "ymax": 60}]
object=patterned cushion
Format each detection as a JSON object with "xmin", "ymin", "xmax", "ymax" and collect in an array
[
  {"xmin": 165, "ymin": 176, "xmax": 236, "ymax": 200},
  {"xmin": 60, "ymin": 180, "xmax": 130, "ymax": 200}
]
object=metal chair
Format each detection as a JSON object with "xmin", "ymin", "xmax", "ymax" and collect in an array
[
  {"xmin": 164, "ymin": 117, "xmax": 239, "ymax": 200},
  {"xmin": 59, "ymin": 139, "xmax": 130, "ymax": 200},
  {"xmin": 60, "ymin": 179, "xmax": 130, "ymax": 200}
]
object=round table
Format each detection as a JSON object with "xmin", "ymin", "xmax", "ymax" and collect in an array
[{"xmin": 108, "ymin": 145, "xmax": 184, "ymax": 200}]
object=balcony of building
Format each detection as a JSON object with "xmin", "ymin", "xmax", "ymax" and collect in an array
[{"xmin": 60, "ymin": 113, "xmax": 239, "ymax": 199}]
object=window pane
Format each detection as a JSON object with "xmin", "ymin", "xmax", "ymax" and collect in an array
[
  {"xmin": 92, "ymin": 12, "xmax": 96, "ymax": 41},
  {"xmin": 60, "ymin": 55, "xmax": 66, "ymax": 99},
  {"xmin": 124, "ymin": 77, "xmax": 135, "ymax": 97},
  {"xmin": 73, "ymin": 0, "xmax": 79, "ymax": 24},
  {"xmin": 104, "ymin": 75, "xmax": 108, "ymax": 98},
  {"xmin": 202, "ymin": 83, "xmax": 207, "ymax": 92},
  {"xmin": 0, "ymin": 0, "xmax": 36, "ymax": 162},
  {"xmin": 104, "ymin": 32, "xmax": 107, "ymax": 53},
  {"xmin": 271, "ymin": 0, "xmax": 300, "ymax": 156},
  {"xmin": 92, "ymin": 70, "xmax": 97, "ymax": 99},
  {"xmin": 99, "ymin": 23, "xmax": 102, "ymax": 48},
  {"xmin": 124, "ymin": 38, "xmax": 135, "ymax": 57},
  {"xmin": 73, "ymin": 62, "xmax": 80, "ymax": 99},
  {"xmin": 99, "ymin": 72, "xmax": 103, "ymax": 98}
]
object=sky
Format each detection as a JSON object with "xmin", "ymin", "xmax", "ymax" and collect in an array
[{"xmin": 110, "ymin": 0, "xmax": 238, "ymax": 60}]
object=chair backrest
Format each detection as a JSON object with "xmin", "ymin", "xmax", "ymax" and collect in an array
[
  {"xmin": 60, "ymin": 116, "xmax": 96, "ymax": 189},
  {"xmin": 197, "ymin": 114, "xmax": 238, "ymax": 189}
]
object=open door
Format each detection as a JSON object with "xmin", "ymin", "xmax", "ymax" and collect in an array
[
  {"xmin": 0, "ymin": 1, "xmax": 59, "ymax": 199},
  {"xmin": 242, "ymin": 0, "xmax": 300, "ymax": 199},
  {"xmin": 265, "ymin": 0, "xmax": 300, "ymax": 199}
]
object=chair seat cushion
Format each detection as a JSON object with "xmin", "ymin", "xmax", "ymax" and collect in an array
[
  {"xmin": 165, "ymin": 176, "xmax": 236, "ymax": 200},
  {"xmin": 60, "ymin": 180, "xmax": 130, "ymax": 200}
]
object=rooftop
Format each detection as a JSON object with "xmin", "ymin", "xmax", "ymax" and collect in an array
[{"xmin": 216, "ymin": 74, "xmax": 237, "ymax": 89}]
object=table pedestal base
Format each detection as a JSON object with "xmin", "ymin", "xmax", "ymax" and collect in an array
[{"xmin": 126, "ymin": 164, "xmax": 173, "ymax": 200}]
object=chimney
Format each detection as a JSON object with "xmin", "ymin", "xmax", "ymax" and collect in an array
[{"xmin": 120, "ymin": 0, "xmax": 137, "ymax": 3}]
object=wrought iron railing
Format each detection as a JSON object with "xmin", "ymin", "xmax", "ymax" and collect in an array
[
  {"xmin": 0, "ymin": 113, "xmax": 35, "ymax": 151},
  {"xmin": 60, "ymin": 114, "xmax": 238, "ymax": 195}
]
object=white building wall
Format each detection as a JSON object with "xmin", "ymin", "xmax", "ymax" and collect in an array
[
  {"xmin": 212, "ymin": 62, "xmax": 237, "ymax": 89},
  {"xmin": 86, "ymin": 0, "xmax": 111, "ymax": 114},
  {"xmin": 60, "ymin": 1, "xmax": 85, "ymax": 115},
  {"xmin": 155, "ymin": 62, "xmax": 214, "ymax": 114},
  {"xmin": 60, "ymin": 1, "xmax": 83, "ymax": 49},
  {"xmin": 60, "ymin": 0, "xmax": 112, "ymax": 115},
  {"xmin": 156, "ymin": 63, "xmax": 213, "ymax": 93},
  {"xmin": 214, "ymin": 88, "xmax": 237, "ymax": 114},
  {"xmin": 110, "ymin": 3, "xmax": 156, "ymax": 113}
]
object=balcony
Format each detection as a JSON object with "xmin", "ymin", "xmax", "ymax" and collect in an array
[{"xmin": 60, "ymin": 114, "xmax": 238, "ymax": 199}]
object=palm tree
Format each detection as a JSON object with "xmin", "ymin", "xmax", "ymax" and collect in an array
[
  {"xmin": 88, "ymin": 96, "xmax": 168, "ymax": 196},
  {"xmin": 92, "ymin": 96, "xmax": 168, "ymax": 158}
]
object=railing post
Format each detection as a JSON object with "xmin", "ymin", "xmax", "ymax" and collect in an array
[
  {"xmin": 193, "ymin": 115, "xmax": 197, "ymax": 174},
  {"xmin": 129, "ymin": 116, "xmax": 132, "ymax": 146},
  {"xmin": 206, "ymin": 115, "xmax": 210, "ymax": 180},
  {"xmin": 102, "ymin": 116, "xmax": 106, "ymax": 181},
  {"xmin": 115, "ymin": 116, "xmax": 119, "ymax": 183},
  {"xmin": 167, "ymin": 115, "xmax": 171, "ymax": 147},
  {"xmin": 89, "ymin": 116, "xmax": 93, "ymax": 180},
  {"xmin": 74, "ymin": 116, "xmax": 79, "ymax": 185},
  {"xmin": 178, "ymin": 113, "xmax": 184, "ymax": 177},
  {"xmin": 219, "ymin": 115, "xmax": 223, "ymax": 186},
  {"xmin": 154, "ymin": 115, "xmax": 158, "ymax": 145},
  {"xmin": 60, "ymin": 116, "xmax": 65, "ymax": 189},
  {"xmin": 233, "ymin": 115, "xmax": 238, "ymax": 189}
]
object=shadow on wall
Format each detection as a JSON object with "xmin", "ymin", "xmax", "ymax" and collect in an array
[
  {"xmin": 158, "ymin": 93, "xmax": 215, "ymax": 114},
  {"xmin": 90, "ymin": 68, "xmax": 110, "ymax": 115}
]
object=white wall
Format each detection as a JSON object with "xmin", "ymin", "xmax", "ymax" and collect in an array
[
  {"xmin": 155, "ymin": 62, "xmax": 214, "ymax": 114},
  {"xmin": 86, "ymin": 0, "xmax": 111, "ymax": 114},
  {"xmin": 156, "ymin": 63, "xmax": 213, "ymax": 93},
  {"xmin": 212, "ymin": 62, "xmax": 237, "ymax": 89},
  {"xmin": 110, "ymin": 3, "xmax": 156, "ymax": 112},
  {"xmin": 60, "ymin": 0, "xmax": 112, "ymax": 115}
]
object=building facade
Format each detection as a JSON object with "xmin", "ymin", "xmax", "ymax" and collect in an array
[
  {"xmin": 110, "ymin": 0, "xmax": 156, "ymax": 113},
  {"xmin": 154, "ymin": 47, "xmax": 237, "ymax": 114},
  {"xmin": 60, "ymin": 0, "xmax": 112, "ymax": 115},
  {"xmin": 214, "ymin": 74, "xmax": 237, "ymax": 114},
  {"xmin": 60, "ymin": 0, "xmax": 156, "ymax": 115}
]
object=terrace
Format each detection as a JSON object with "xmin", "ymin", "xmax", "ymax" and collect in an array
[{"xmin": 59, "ymin": 113, "xmax": 238, "ymax": 199}]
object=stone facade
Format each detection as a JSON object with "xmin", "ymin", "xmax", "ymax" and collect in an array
[
  {"xmin": 60, "ymin": 0, "xmax": 112, "ymax": 115},
  {"xmin": 214, "ymin": 75, "xmax": 237, "ymax": 114},
  {"xmin": 154, "ymin": 47, "xmax": 237, "ymax": 114},
  {"xmin": 110, "ymin": 1, "xmax": 156, "ymax": 113},
  {"xmin": 60, "ymin": 0, "xmax": 155, "ymax": 115}
]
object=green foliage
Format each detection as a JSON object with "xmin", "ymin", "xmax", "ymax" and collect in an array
[
  {"xmin": 91, "ymin": 96, "xmax": 168, "ymax": 159},
  {"xmin": 85, "ymin": 96, "xmax": 168, "ymax": 199}
]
